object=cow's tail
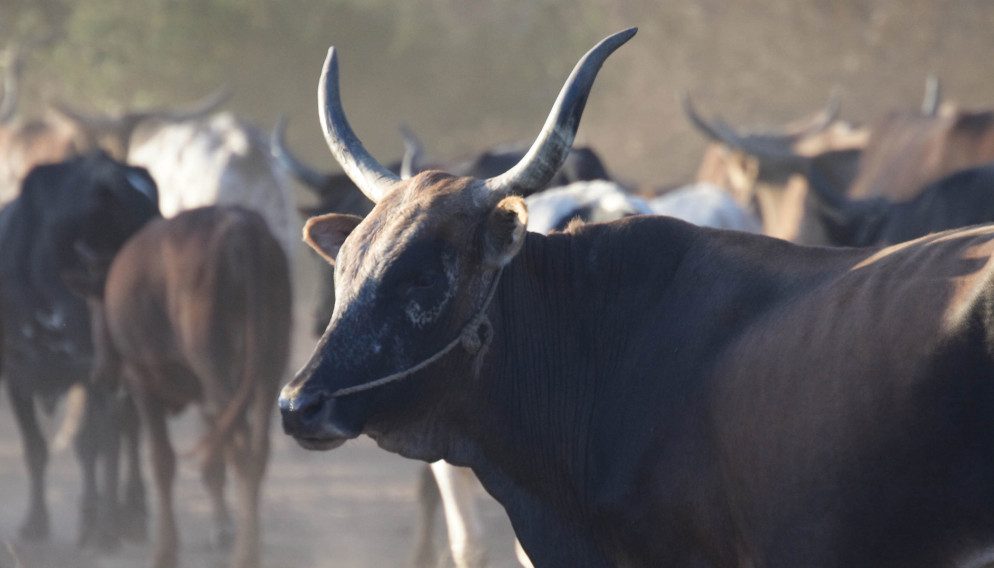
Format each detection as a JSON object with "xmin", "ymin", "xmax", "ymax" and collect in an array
[{"xmin": 185, "ymin": 211, "xmax": 287, "ymax": 463}]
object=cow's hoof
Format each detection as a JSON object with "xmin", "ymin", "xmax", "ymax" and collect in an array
[{"xmin": 18, "ymin": 512, "xmax": 50, "ymax": 541}]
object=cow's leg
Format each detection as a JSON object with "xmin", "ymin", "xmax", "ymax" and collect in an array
[
  {"xmin": 412, "ymin": 463, "xmax": 442, "ymax": 568},
  {"xmin": 431, "ymin": 461, "xmax": 487, "ymax": 568},
  {"xmin": 118, "ymin": 392, "xmax": 147, "ymax": 542},
  {"xmin": 200, "ymin": 410, "xmax": 233, "ymax": 549},
  {"xmin": 75, "ymin": 384, "xmax": 120, "ymax": 550},
  {"xmin": 7, "ymin": 382, "xmax": 49, "ymax": 541},
  {"xmin": 138, "ymin": 392, "xmax": 179, "ymax": 568},
  {"xmin": 227, "ymin": 386, "xmax": 271, "ymax": 568}
]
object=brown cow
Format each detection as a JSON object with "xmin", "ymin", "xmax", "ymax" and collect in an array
[
  {"xmin": 80, "ymin": 206, "xmax": 291, "ymax": 568},
  {"xmin": 685, "ymin": 94, "xmax": 867, "ymax": 243}
]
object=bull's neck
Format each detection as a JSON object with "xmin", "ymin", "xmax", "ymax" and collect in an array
[{"xmin": 458, "ymin": 219, "xmax": 693, "ymax": 522}]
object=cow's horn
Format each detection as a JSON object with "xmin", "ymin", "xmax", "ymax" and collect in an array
[
  {"xmin": 271, "ymin": 115, "xmax": 334, "ymax": 192},
  {"xmin": 484, "ymin": 27, "xmax": 637, "ymax": 196},
  {"xmin": 399, "ymin": 124, "xmax": 424, "ymax": 180},
  {"xmin": 0, "ymin": 45, "xmax": 23, "ymax": 124},
  {"xmin": 922, "ymin": 74, "xmax": 941, "ymax": 117},
  {"xmin": 318, "ymin": 47, "xmax": 400, "ymax": 204},
  {"xmin": 792, "ymin": 92, "xmax": 840, "ymax": 136},
  {"xmin": 681, "ymin": 93, "xmax": 745, "ymax": 148}
]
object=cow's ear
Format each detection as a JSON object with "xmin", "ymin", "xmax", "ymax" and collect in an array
[
  {"xmin": 304, "ymin": 213, "xmax": 363, "ymax": 265},
  {"xmin": 484, "ymin": 196, "xmax": 528, "ymax": 268}
]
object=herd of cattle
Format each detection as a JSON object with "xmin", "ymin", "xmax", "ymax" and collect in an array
[{"xmin": 5, "ymin": 26, "xmax": 994, "ymax": 568}]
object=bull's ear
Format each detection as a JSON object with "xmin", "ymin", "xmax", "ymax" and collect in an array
[
  {"xmin": 304, "ymin": 213, "xmax": 363, "ymax": 265},
  {"xmin": 484, "ymin": 196, "xmax": 528, "ymax": 268}
]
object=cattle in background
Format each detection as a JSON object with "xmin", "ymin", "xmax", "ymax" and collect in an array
[
  {"xmin": 647, "ymin": 182, "xmax": 762, "ymax": 233},
  {"xmin": 272, "ymin": 118, "xmax": 614, "ymax": 222},
  {"xmin": 0, "ymin": 76, "xmax": 228, "ymax": 205},
  {"xmin": 79, "ymin": 206, "xmax": 291, "ymax": 568},
  {"xmin": 128, "ymin": 112, "xmax": 300, "ymax": 262},
  {"xmin": 524, "ymin": 180, "xmax": 650, "ymax": 234},
  {"xmin": 0, "ymin": 151, "xmax": 160, "ymax": 548},
  {"xmin": 689, "ymin": 78, "xmax": 994, "ymax": 245},
  {"xmin": 685, "ymin": 93, "xmax": 867, "ymax": 243},
  {"xmin": 805, "ymin": 159, "xmax": 994, "ymax": 247},
  {"xmin": 282, "ymin": 29, "xmax": 994, "ymax": 566}
]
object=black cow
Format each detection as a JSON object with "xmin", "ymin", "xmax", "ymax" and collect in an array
[
  {"xmin": 281, "ymin": 29, "xmax": 994, "ymax": 566},
  {"xmin": 805, "ymin": 159, "xmax": 994, "ymax": 247},
  {"xmin": 0, "ymin": 151, "xmax": 160, "ymax": 548}
]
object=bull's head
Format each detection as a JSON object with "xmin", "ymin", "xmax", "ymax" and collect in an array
[{"xmin": 279, "ymin": 28, "xmax": 636, "ymax": 455}]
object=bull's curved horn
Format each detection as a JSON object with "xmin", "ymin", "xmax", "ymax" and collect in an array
[
  {"xmin": 398, "ymin": 124, "xmax": 424, "ymax": 180},
  {"xmin": 484, "ymin": 28, "xmax": 637, "ymax": 196},
  {"xmin": 922, "ymin": 74, "xmax": 941, "ymax": 117},
  {"xmin": 0, "ymin": 46, "xmax": 23, "ymax": 124},
  {"xmin": 318, "ymin": 47, "xmax": 400, "ymax": 203},
  {"xmin": 681, "ymin": 93, "xmax": 742, "ymax": 147},
  {"xmin": 271, "ymin": 115, "xmax": 334, "ymax": 192},
  {"xmin": 789, "ymin": 92, "xmax": 840, "ymax": 136}
]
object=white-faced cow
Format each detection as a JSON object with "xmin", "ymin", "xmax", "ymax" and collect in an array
[
  {"xmin": 79, "ymin": 206, "xmax": 291, "ymax": 568},
  {"xmin": 0, "ymin": 151, "xmax": 160, "ymax": 548},
  {"xmin": 281, "ymin": 29, "xmax": 994, "ymax": 566}
]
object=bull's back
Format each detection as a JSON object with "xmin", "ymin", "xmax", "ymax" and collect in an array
[{"xmin": 705, "ymin": 225, "xmax": 994, "ymax": 564}]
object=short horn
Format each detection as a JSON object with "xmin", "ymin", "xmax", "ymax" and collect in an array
[
  {"xmin": 318, "ymin": 47, "xmax": 400, "ymax": 204},
  {"xmin": 922, "ymin": 74, "xmax": 941, "ymax": 117},
  {"xmin": 485, "ymin": 27, "xmax": 637, "ymax": 196},
  {"xmin": 271, "ymin": 115, "xmax": 334, "ymax": 192},
  {"xmin": 398, "ymin": 124, "xmax": 424, "ymax": 180}
]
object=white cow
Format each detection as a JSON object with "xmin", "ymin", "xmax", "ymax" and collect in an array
[
  {"xmin": 419, "ymin": 179, "xmax": 758, "ymax": 568},
  {"xmin": 647, "ymin": 182, "xmax": 762, "ymax": 233},
  {"xmin": 128, "ymin": 112, "xmax": 300, "ymax": 262}
]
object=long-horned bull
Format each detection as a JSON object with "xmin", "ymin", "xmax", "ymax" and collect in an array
[
  {"xmin": 684, "ymin": 92, "xmax": 867, "ymax": 244},
  {"xmin": 280, "ymin": 28, "xmax": 994, "ymax": 566}
]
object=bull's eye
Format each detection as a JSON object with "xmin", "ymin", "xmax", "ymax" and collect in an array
[{"xmin": 401, "ymin": 271, "xmax": 437, "ymax": 295}]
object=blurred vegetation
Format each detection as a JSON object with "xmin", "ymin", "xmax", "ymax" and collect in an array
[{"xmin": 2, "ymin": 0, "xmax": 994, "ymax": 189}]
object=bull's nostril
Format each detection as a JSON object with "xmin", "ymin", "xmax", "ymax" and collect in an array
[{"xmin": 299, "ymin": 396, "xmax": 325, "ymax": 421}]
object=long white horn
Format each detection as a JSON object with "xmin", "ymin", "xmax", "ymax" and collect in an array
[
  {"xmin": 318, "ymin": 47, "xmax": 400, "ymax": 203},
  {"xmin": 484, "ymin": 28, "xmax": 637, "ymax": 196}
]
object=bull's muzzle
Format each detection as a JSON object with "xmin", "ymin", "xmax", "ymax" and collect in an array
[{"xmin": 278, "ymin": 385, "xmax": 357, "ymax": 450}]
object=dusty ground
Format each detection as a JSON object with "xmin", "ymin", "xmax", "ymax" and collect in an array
[{"xmin": 0, "ymin": 295, "xmax": 521, "ymax": 568}]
